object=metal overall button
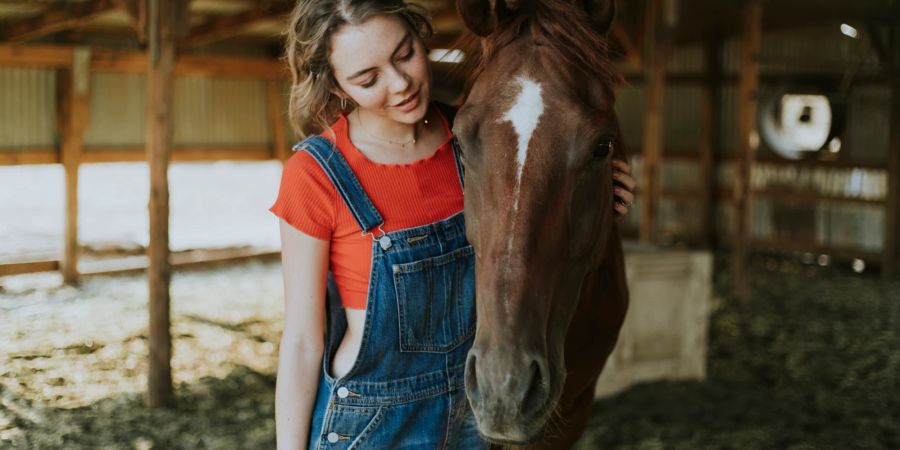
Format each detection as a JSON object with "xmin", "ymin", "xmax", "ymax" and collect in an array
[
  {"xmin": 336, "ymin": 386, "xmax": 350, "ymax": 398},
  {"xmin": 326, "ymin": 432, "xmax": 340, "ymax": 443},
  {"xmin": 378, "ymin": 235, "xmax": 392, "ymax": 250}
]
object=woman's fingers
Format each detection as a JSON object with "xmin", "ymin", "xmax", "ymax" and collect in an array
[
  {"xmin": 613, "ymin": 201, "xmax": 629, "ymax": 217},
  {"xmin": 614, "ymin": 186, "xmax": 634, "ymax": 207},
  {"xmin": 612, "ymin": 164, "xmax": 636, "ymax": 192}
]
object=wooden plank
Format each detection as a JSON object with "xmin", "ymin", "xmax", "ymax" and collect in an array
[
  {"xmin": 639, "ymin": 0, "xmax": 674, "ymax": 242},
  {"xmin": 146, "ymin": 0, "xmax": 189, "ymax": 409},
  {"xmin": 0, "ymin": 147, "xmax": 273, "ymax": 165},
  {"xmin": 699, "ymin": 31, "xmax": 722, "ymax": 248},
  {"xmin": 0, "ymin": 260, "xmax": 59, "ymax": 277},
  {"xmin": 267, "ymin": 80, "xmax": 290, "ymax": 162},
  {"xmin": 0, "ymin": 150, "xmax": 59, "ymax": 165},
  {"xmin": 2, "ymin": 0, "xmax": 117, "ymax": 43},
  {"xmin": 184, "ymin": 3, "xmax": 292, "ymax": 47},
  {"xmin": 732, "ymin": 0, "xmax": 762, "ymax": 301},
  {"xmin": 80, "ymin": 147, "xmax": 272, "ymax": 163},
  {"xmin": 0, "ymin": 44, "xmax": 72, "ymax": 68},
  {"xmin": 112, "ymin": 0, "xmax": 145, "ymax": 41},
  {"xmin": 884, "ymin": 21, "xmax": 900, "ymax": 278},
  {"xmin": 1, "ymin": 43, "xmax": 290, "ymax": 79},
  {"xmin": 57, "ymin": 47, "xmax": 92, "ymax": 285},
  {"xmin": 611, "ymin": 22, "xmax": 641, "ymax": 69}
]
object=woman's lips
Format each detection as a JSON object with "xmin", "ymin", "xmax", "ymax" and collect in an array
[{"xmin": 392, "ymin": 89, "xmax": 420, "ymax": 112}]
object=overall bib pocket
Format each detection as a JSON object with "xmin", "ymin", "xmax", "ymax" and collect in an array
[
  {"xmin": 319, "ymin": 405, "xmax": 384, "ymax": 450},
  {"xmin": 392, "ymin": 245, "xmax": 476, "ymax": 353}
]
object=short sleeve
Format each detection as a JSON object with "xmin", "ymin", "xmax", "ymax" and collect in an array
[{"xmin": 269, "ymin": 151, "xmax": 336, "ymax": 240}]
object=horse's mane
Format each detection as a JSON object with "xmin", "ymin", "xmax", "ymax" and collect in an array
[{"xmin": 451, "ymin": 0, "xmax": 622, "ymax": 103}]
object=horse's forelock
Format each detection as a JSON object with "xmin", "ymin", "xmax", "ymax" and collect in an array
[{"xmin": 454, "ymin": 0, "xmax": 621, "ymax": 104}]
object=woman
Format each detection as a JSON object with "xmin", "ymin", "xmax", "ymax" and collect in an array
[{"xmin": 269, "ymin": 1, "xmax": 636, "ymax": 448}]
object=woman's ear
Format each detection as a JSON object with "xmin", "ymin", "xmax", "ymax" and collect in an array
[
  {"xmin": 457, "ymin": 0, "xmax": 524, "ymax": 36},
  {"xmin": 583, "ymin": 0, "xmax": 616, "ymax": 34}
]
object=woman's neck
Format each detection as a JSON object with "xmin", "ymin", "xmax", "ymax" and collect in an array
[{"xmin": 353, "ymin": 108, "xmax": 423, "ymax": 145}]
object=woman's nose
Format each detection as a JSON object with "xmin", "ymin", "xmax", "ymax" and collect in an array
[{"xmin": 387, "ymin": 67, "xmax": 412, "ymax": 94}]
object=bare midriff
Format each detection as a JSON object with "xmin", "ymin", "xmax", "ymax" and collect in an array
[{"xmin": 329, "ymin": 309, "xmax": 367, "ymax": 378}]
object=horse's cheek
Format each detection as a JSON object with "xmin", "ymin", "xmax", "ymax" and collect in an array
[{"xmin": 567, "ymin": 173, "xmax": 603, "ymax": 257}]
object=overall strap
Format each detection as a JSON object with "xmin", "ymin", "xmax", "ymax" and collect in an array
[
  {"xmin": 293, "ymin": 135, "xmax": 384, "ymax": 233},
  {"xmin": 435, "ymin": 102, "xmax": 465, "ymax": 189}
]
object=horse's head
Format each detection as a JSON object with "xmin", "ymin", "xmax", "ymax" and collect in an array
[{"xmin": 454, "ymin": 0, "xmax": 622, "ymax": 443}]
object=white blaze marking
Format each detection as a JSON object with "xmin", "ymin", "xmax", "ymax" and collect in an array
[
  {"xmin": 500, "ymin": 76, "xmax": 544, "ymax": 214},
  {"xmin": 498, "ymin": 76, "xmax": 544, "ymax": 269}
]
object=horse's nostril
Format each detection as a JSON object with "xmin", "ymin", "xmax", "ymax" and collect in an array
[
  {"xmin": 522, "ymin": 360, "xmax": 545, "ymax": 414},
  {"xmin": 465, "ymin": 352, "xmax": 481, "ymax": 405}
]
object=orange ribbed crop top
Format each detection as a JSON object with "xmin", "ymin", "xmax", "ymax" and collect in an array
[{"xmin": 269, "ymin": 106, "xmax": 463, "ymax": 309}]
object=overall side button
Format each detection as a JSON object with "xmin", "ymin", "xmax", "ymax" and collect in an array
[{"xmin": 336, "ymin": 386, "xmax": 350, "ymax": 399}]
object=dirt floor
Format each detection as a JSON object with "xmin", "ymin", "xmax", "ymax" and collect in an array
[{"xmin": 1, "ymin": 255, "xmax": 898, "ymax": 449}]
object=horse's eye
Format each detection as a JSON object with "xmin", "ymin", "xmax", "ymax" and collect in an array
[{"xmin": 594, "ymin": 141, "xmax": 614, "ymax": 160}]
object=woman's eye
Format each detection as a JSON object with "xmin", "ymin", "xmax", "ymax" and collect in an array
[
  {"xmin": 594, "ymin": 141, "xmax": 614, "ymax": 159},
  {"xmin": 361, "ymin": 77, "xmax": 378, "ymax": 88},
  {"xmin": 399, "ymin": 47, "xmax": 415, "ymax": 61}
]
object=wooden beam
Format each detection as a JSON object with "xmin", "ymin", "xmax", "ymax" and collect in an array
[
  {"xmin": 267, "ymin": 80, "xmax": 291, "ymax": 162},
  {"xmin": 56, "ymin": 47, "xmax": 91, "ymax": 285},
  {"xmin": 2, "ymin": 0, "xmax": 118, "ymax": 43},
  {"xmin": 0, "ymin": 44, "xmax": 73, "ymax": 68},
  {"xmin": 146, "ymin": 0, "xmax": 189, "ymax": 410},
  {"xmin": 611, "ymin": 22, "xmax": 641, "ymax": 68},
  {"xmin": 699, "ymin": 31, "xmax": 722, "ymax": 248},
  {"xmin": 184, "ymin": 3, "xmax": 292, "ymax": 47},
  {"xmin": 0, "ymin": 260, "xmax": 59, "ymax": 277},
  {"xmin": 732, "ymin": 0, "xmax": 762, "ymax": 302},
  {"xmin": 0, "ymin": 150, "xmax": 59, "ymax": 165},
  {"xmin": 0, "ymin": 147, "xmax": 276, "ymax": 166},
  {"xmin": 0, "ymin": 43, "xmax": 289, "ymax": 78},
  {"xmin": 884, "ymin": 20, "xmax": 900, "ymax": 278},
  {"xmin": 639, "ymin": 0, "xmax": 675, "ymax": 243},
  {"xmin": 112, "ymin": 0, "xmax": 146, "ymax": 42}
]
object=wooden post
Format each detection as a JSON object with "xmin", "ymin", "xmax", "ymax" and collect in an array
[
  {"xmin": 267, "ymin": 79, "xmax": 290, "ymax": 163},
  {"xmin": 884, "ymin": 21, "xmax": 900, "ymax": 279},
  {"xmin": 58, "ymin": 47, "xmax": 91, "ymax": 284},
  {"xmin": 699, "ymin": 32, "xmax": 722, "ymax": 248},
  {"xmin": 146, "ymin": 0, "xmax": 189, "ymax": 408},
  {"xmin": 733, "ymin": 0, "xmax": 762, "ymax": 301},
  {"xmin": 640, "ymin": 0, "xmax": 675, "ymax": 242}
]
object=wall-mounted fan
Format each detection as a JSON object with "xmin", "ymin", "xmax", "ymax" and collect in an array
[{"xmin": 759, "ymin": 87, "xmax": 846, "ymax": 160}]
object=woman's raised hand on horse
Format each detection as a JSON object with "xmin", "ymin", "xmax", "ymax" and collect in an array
[{"xmin": 612, "ymin": 159, "xmax": 636, "ymax": 216}]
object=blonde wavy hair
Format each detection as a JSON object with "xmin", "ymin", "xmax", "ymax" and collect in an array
[{"xmin": 284, "ymin": 0, "xmax": 433, "ymax": 135}]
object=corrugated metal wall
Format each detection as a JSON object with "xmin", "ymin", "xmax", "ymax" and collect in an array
[
  {"xmin": 615, "ymin": 23, "xmax": 892, "ymax": 256},
  {"xmin": 0, "ymin": 68, "xmax": 56, "ymax": 150},
  {"xmin": 84, "ymin": 73, "xmax": 272, "ymax": 149}
]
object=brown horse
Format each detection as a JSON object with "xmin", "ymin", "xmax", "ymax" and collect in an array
[{"xmin": 452, "ymin": 0, "xmax": 629, "ymax": 447}]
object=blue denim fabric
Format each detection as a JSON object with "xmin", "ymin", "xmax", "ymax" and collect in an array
[{"xmin": 296, "ymin": 132, "xmax": 486, "ymax": 450}]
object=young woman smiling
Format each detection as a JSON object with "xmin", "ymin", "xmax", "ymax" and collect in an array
[{"xmin": 269, "ymin": 1, "xmax": 636, "ymax": 448}]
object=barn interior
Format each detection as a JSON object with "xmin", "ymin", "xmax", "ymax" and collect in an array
[{"xmin": 1, "ymin": 0, "xmax": 898, "ymax": 448}]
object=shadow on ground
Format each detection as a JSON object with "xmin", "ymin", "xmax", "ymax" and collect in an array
[{"xmin": 3, "ymin": 365, "xmax": 276, "ymax": 449}]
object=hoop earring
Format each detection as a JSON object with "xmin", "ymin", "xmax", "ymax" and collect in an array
[{"xmin": 341, "ymin": 97, "xmax": 348, "ymax": 111}]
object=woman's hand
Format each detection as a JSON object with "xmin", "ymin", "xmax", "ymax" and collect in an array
[{"xmin": 612, "ymin": 159, "xmax": 636, "ymax": 217}]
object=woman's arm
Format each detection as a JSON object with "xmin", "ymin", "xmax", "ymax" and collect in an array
[{"xmin": 275, "ymin": 219, "xmax": 329, "ymax": 450}]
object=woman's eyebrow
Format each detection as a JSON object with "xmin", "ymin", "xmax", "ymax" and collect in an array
[{"xmin": 346, "ymin": 33, "xmax": 412, "ymax": 81}]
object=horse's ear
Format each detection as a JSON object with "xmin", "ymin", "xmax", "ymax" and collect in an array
[
  {"xmin": 457, "ymin": 0, "xmax": 522, "ymax": 36},
  {"xmin": 584, "ymin": 0, "xmax": 616, "ymax": 34}
]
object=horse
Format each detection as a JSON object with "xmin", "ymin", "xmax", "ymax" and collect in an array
[{"xmin": 451, "ymin": 0, "xmax": 629, "ymax": 446}]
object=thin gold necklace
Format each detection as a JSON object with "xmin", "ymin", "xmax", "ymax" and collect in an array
[{"xmin": 356, "ymin": 109, "xmax": 428, "ymax": 147}]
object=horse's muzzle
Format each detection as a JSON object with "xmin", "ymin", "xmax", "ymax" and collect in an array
[{"xmin": 464, "ymin": 346, "xmax": 554, "ymax": 444}]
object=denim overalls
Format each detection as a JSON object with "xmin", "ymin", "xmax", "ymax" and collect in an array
[{"xmin": 295, "ymin": 123, "xmax": 487, "ymax": 449}]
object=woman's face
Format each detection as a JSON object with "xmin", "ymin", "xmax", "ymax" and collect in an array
[{"xmin": 328, "ymin": 14, "xmax": 431, "ymax": 124}]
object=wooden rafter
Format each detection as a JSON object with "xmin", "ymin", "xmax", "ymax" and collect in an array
[
  {"xmin": 611, "ymin": 22, "xmax": 641, "ymax": 68},
  {"xmin": 112, "ymin": 0, "xmax": 146, "ymax": 41},
  {"xmin": 1, "ymin": 0, "xmax": 118, "ymax": 43},
  {"xmin": 184, "ymin": 3, "xmax": 292, "ymax": 47}
]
